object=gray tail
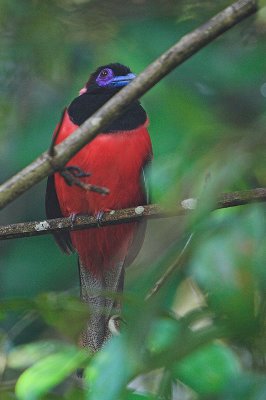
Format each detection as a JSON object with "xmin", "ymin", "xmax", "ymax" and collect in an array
[{"xmin": 78, "ymin": 260, "xmax": 124, "ymax": 351}]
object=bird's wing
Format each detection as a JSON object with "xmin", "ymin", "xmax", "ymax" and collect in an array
[
  {"xmin": 123, "ymin": 159, "xmax": 152, "ymax": 268},
  {"xmin": 45, "ymin": 173, "xmax": 73, "ymax": 254},
  {"xmin": 45, "ymin": 109, "xmax": 79, "ymax": 254},
  {"xmin": 141, "ymin": 159, "xmax": 152, "ymax": 204}
]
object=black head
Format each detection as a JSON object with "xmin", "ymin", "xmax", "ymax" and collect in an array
[
  {"xmin": 80, "ymin": 63, "xmax": 135, "ymax": 95},
  {"xmin": 68, "ymin": 62, "xmax": 147, "ymax": 130}
]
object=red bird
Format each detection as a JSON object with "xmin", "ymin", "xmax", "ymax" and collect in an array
[{"xmin": 45, "ymin": 63, "xmax": 152, "ymax": 351}]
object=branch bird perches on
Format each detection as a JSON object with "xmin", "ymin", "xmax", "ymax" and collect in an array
[{"xmin": 0, "ymin": 188, "xmax": 265, "ymax": 241}]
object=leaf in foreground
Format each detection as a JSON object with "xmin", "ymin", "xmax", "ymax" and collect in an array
[
  {"xmin": 15, "ymin": 347, "xmax": 88, "ymax": 400},
  {"xmin": 172, "ymin": 342, "xmax": 240, "ymax": 396}
]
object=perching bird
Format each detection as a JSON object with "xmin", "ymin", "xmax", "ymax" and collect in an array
[{"xmin": 45, "ymin": 63, "xmax": 152, "ymax": 351}]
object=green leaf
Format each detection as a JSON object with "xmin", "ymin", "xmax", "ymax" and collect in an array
[
  {"xmin": 85, "ymin": 336, "xmax": 132, "ymax": 400},
  {"xmin": 190, "ymin": 208, "xmax": 263, "ymax": 335},
  {"xmin": 0, "ymin": 298, "xmax": 35, "ymax": 312},
  {"xmin": 0, "ymin": 391, "xmax": 16, "ymax": 400},
  {"xmin": 8, "ymin": 340, "xmax": 67, "ymax": 369},
  {"xmin": 63, "ymin": 386, "xmax": 86, "ymax": 400},
  {"xmin": 15, "ymin": 347, "xmax": 88, "ymax": 400},
  {"xmin": 35, "ymin": 292, "xmax": 89, "ymax": 341},
  {"xmin": 147, "ymin": 317, "xmax": 181, "ymax": 354},
  {"xmin": 220, "ymin": 373, "xmax": 266, "ymax": 400},
  {"xmin": 123, "ymin": 392, "xmax": 156, "ymax": 400},
  {"xmin": 172, "ymin": 342, "xmax": 240, "ymax": 396}
]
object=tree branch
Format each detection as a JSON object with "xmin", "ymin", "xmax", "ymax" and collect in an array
[
  {"xmin": 0, "ymin": 188, "xmax": 265, "ymax": 241},
  {"xmin": 0, "ymin": 0, "xmax": 258, "ymax": 211}
]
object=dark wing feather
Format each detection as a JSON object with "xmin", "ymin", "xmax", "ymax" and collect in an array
[
  {"xmin": 124, "ymin": 161, "xmax": 151, "ymax": 268},
  {"xmin": 45, "ymin": 174, "xmax": 73, "ymax": 254}
]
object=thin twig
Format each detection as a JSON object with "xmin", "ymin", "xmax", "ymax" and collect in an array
[
  {"xmin": 0, "ymin": 311, "xmax": 37, "ymax": 383},
  {"xmin": 0, "ymin": 187, "xmax": 265, "ymax": 241},
  {"xmin": 0, "ymin": 0, "xmax": 258, "ymax": 210},
  {"xmin": 145, "ymin": 233, "xmax": 194, "ymax": 300}
]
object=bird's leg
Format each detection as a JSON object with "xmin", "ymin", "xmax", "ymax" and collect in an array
[
  {"xmin": 95, "ymin": 209, "xmax": 113, "ymax": 227},
  {"xmin": 69, "ymin": 213, "xmax": 78, "ymax": 228},
  {"xmin": 69, "ymin": 212, "xmax": 79, "ymax": 228},
  {"xmin": 96, "ymin": 210, "xmax": 105, "ymax": 227}
]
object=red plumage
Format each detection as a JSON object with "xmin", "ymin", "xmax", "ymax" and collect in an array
[{"xmin": 53, "ymin": 111, "xmax": 152, "ymax": 275}]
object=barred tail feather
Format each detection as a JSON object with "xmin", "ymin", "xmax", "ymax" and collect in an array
[{"xmin": 78, "ymin": 260, "xmax": 124, "ymax": 351}]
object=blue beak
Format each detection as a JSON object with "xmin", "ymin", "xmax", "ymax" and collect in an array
[{"xmin": 109, "ymin": 73, "xmax": 136, "ymax": 88}]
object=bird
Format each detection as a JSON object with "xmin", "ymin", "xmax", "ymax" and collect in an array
[{"xmin": 45, "ymin": 63, "xmax": 152, "ymax": 352}]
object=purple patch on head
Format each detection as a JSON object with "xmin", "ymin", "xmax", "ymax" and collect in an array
[{"xmin": 96, "ymin": 68, "xmax": 114, "ymax": 87}]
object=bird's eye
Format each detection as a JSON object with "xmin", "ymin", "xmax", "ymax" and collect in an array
[
  {"xmin": 96, "ymin": 68, "xmax": 114, "ymax": 87},
  {"xmin": 99, "ymin": 69, "xmax": 109, "ymax": 78}
]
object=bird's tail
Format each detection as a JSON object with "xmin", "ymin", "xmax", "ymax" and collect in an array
[{"xmin": 78, "ymin": 260, "xmax": 124, "ymax": 351}]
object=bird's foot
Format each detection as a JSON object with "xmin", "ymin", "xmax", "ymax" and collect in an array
[
  {"xmin": 95, "ymin": 210, "xmax": 105, "ymax": 227},
  {"xmin": 61, "ymin": 166, "xmax": 91, "ymax": 186},
  {"xmin": 60, "ymin": 166, "xmax": 109, "ymax": 195},
  {"xmin": 69, "ymin": 212, "xmax": 79, "ymax": 228},
  {"xmin": 95, "ymin": 208, "xmax": 113, "ymax": 228},
  {"xmin": 95, "ymin": 209, "xmax": 112, "ymax": 227},
  {"xmin": 64, "ymin": 166, "xmax": 91, "ymax": 178}
]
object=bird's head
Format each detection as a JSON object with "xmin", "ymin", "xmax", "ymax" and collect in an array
[
  {"xmin": 68, "ymin": 62, "xmax": 146, "ymax": 128},
  {"xmin": 79, "ymin": 63, "xmax": 136, "ymax": 95}
]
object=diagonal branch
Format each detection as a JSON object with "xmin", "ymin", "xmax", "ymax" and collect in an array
[
  {"xmin": 0, "ymin": 187, "xmax": 265, "ymax": 241},
  {"xmin": 0, "ymin": 0, "xmax": 258, "ymax": 211},
  {"xmin": 145, "ymin": 233, "xmax": 194, "ymax": 300}
]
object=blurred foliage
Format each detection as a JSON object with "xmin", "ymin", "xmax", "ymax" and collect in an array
[{"xmin": 0, "ymin": 0, "xmax": 266, "ymax": 399}]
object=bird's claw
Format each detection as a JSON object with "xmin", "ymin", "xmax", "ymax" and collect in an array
[
  {"xmin": 61, "ymin": 165, "xmax": 91, "ymax": 178},
  {"xmin": 96, "ymin": 210, "xmax": 105, "ymax": 227},
  {"xmin": 61, "ymin": 166, "xmax": 91, "ymax": 186},
  {"xmin": 95, "ymin": 209, "xmax": 113, "ymax": 227},
  {"xmin": 69, "ymin": 213, "xmax": 78, "ymax": 227},
  {"xmin": 64, "ymin": 166, "xmax": 91, "ymax": 178}
]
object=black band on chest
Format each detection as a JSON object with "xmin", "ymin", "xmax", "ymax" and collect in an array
[{"xmin": 68, "ymin": 93, "xmax": 147, "ymax": 132}]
